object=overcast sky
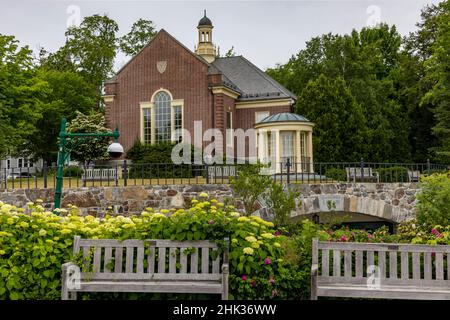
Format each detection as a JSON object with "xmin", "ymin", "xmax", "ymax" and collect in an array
[{"xmin": 0, "ymin": 0, "xmax": 441, "ymax": 71}]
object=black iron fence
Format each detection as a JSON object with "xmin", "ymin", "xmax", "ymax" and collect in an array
[{"xmin": 0, "ymin": 159, "xmax": 448, "ymax": 190}]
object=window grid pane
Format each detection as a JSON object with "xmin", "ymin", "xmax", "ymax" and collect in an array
[
  {"xmin": 143, "ymin": 108, "xmax": 152, "ymax": 144},
  {"xmin": 154, "ymin": 92, "xmax": 171, "ymax": 143}
]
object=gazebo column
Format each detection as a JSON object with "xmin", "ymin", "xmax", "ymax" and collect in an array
[
  {"xmin": 295, "ymin": 130, "xmax": 301, "ymax": 173},
  {"xmin": 258, "ymin": 130, "xmax": 266, "ymax": 164},
  {"xmin": 275, "ymin": 130, "xmax": 281, "ymax": 174},
  {"xmin": 308, "ymin": 131, "xmax": 313, "ymax": 172}
]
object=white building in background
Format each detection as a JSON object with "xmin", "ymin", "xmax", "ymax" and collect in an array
[{"xmin": 0, "ymin": 156, "xmax": 43, "ymax": 180}]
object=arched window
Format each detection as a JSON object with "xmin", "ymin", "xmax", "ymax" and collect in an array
[
  {"xmin": 154, "ymin": 91, "xmax": 171, "ymax": 143},
  {"xmin": 141, "ymin": 89, "xmax": 183, "ymax": 144}
]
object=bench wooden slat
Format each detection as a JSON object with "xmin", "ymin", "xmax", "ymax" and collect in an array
[
  {"xmin": 389, "ymin": 251, "xmax": 397, "ymax": 279},
  {"xmin": 367, "ymin": 251, "xmax": 374, "ymax": 270},
  {"xmin": 436, "ymin": 253, "xmax": 444, "ymax": 280},
  {"xmin": 152, "ymin": 240, "xmax": 218, "ymax": 248},
  {"xmin": 344, "ymin": 250, "xmax": 351, "ymax": 277},
  {"xmin": 322, "ymin": 249, "xmax": 329, "ymax": 277},
  {"xmin": 83, "ymin": 246, "xmax": 90, "ymax": 272},
  {"xmin": 317, "ymin": 241, "xmax": 450, "ymax": 253},
  {"xmin": 191, "ymin": 248, "xmax": 198, "ymax": 274},
  {"xmin": 378, "ymin": 251, "xmax": 386, "ymax": 279},
  {"xmin": 115, "ymin": 247, "xmax": 123, "ymax": 273},
  {"xmin": 355, "ymin": 251, "xmax": 363, "ymax": 278},
  {"xmin": 126, "ymin": 247, "xmax": 134, "ymax": 273},
  {"xmin": 93, "ymin": 247, "xmax": 102, "ymax": 273},
  {"xmin": 401, "ymin": 252, "xmax": 409, "ymax": 279},
  {"xmin": 79, "ymin": 239, "xmax": 144, "ymax": 247},
  {"xmin": 136, "ymin": 247, "xmax": 144, "ymax": 274},
  {"xmin": 202, "ymin": 248, "xmax": 209, "ymax": 274},
  {"xmin": 333, "ymin": 250, "xmax": 341, "ymax": 277},
  {"xmin": 212, "ymin": 249, "xmax": 220, "ymax": 274},
  {"xmin": 424, "ymin": 252, "xmax": 432, "ymax": 280},
  {"xmin": 158, "ymin": 247, "xmax": 166, "ymax": 273},
  {"xmin": 148, "ymin": 247, "xmax": 155, "ymax": 274},
  {"xmin": 169, "ymin": 248, "xmax": 177, "ymax": 274},
  {"xmin": 180, "ymin": 248, "xmax": 188, "ymax": 273},
  {"xmin": 412, "ymin": 252, "xmax": 420, "ymax": 280},
  {"xmin": 80, "ymin": 273, "xmax": 223, "ymax": 281},
  {"xmin": 104, "ymin": 247, "xmax": 112, "ymax": 273},
  {"xmin": 448, "ymin": 254, "xmax": 450, "ymax": 280}
]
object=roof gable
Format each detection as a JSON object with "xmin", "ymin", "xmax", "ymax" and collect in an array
[{"xmin": 106, "ymin": 29, "xmax": 209, "ymax": 83}]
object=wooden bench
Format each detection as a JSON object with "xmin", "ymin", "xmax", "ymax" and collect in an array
[
  {"xmin": 408, "ymin": 170, "xmax": 421, "ymax": 182},
  {"xmin": 207, "ymin": 165, "xmax": 236, "ymax": 179},
  {"xmin": 311, "ymin": 238, "xmax": 450, "ymax": 300},
  {"xmin": 81, "ymin": 168, "xmax": 119, "ymax": 181},
  {"xmin": 346, "ymin": 167, "xmax": 379, "ymax": 182},
  {"xmin": 62, "ymin": 236, "xmax": 229, "ymax": 300}
]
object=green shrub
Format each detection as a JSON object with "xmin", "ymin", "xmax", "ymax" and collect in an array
[
  {"xmin": 416, "ymin": 171, "xmax": 450, "ymax": 229},
  {"xmin": 376, "ymin": 166, "xmax": 409, "ymax": 182},
  {"xmin": 0, "ymin": 197, "xmax": 302, "ymax": 300},
  {"xmin": 63, "ymin": 166, "xmax": 83, "ymax": 177},
  {"xmin": 126, "ymin": 141, "xmax": 198, "ymax": 179},
  {"xmin": 324, "ymin": 167, "xmax": 346, "ymax": 181}
]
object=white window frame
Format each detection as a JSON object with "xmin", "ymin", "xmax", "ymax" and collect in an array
[
  {"xmin": 140, "ymin": 89, "xmax": 184, "ymax": 144},
  {"xmin": 226, "ymin": 111, "xmax": 233, "ymax": 148}
]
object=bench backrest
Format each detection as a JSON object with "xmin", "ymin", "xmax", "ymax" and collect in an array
[
  {"xmin": 82, "ymin": 168, "xmax": 118, "ymax": 180},
  {"xmin": 208, "ymin": 166, "xmax": 236, "ymax": 179},
  {"xmin": 345, "ymin": 167, "xmax": 374, "ymax": 178},
  {"xmin": 73, "ymin": 236, "xmax": 228, "ymax": 281},
  {"xmin": 312, "ymin": 239, "xmax": 450, "ymax": 287}
]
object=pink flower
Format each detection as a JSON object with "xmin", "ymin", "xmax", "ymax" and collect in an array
[
  {"xmin": 264, "ymin": 257, "xmax": 271, "ymax": 265},
  {"xmin": 274, "ymin": 230, "xmax": 282, "ymax": 237},
  {"xmin": 241, "ymin": 275, "xmax": 247, "ymax": 281},
  {"xmin": 272, "ymin": 289, "xmax": 278, "ymax": 297},
  {"xmin": 208, "ymin": 219, "xmax": 215, "ymax": 225},
  {"xmin": 251, "ymin": 279, "xmax": 257, "ymax": 287},
  {"xmin": 268, "ymin": 277, "xmax": 275, "ymax": 285},
  {"xmin": 437, "ymin": 233, "xmax": 444, "ymax": 238},
  {"xmin": 340, "ymin": 235, "xmax": 347, "ymax": 242},
  {"xmin": 368, "ymin": 234, "xmax": 374, "ymax": 240},
  {"xmin": 432, "ymin": 228, "xmax": 438, "ymax": 235}
]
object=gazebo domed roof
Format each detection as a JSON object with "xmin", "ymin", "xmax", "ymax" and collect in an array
[{"xmin": 258, "ymin": 112, "xmax": 310, "ymax": 124}]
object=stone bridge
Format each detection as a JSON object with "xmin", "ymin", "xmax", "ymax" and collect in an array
[
  {"xmin": 289, "ymin": 183, "xmax": 421, "ymax": 223},
  {"xmin": 0, "ymin": 183, "xmax": 421, "ymax": 223}
]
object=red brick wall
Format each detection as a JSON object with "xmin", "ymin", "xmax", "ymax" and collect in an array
[{"xmin": 105, "ymin": 30, "xmax": 213, "ymax": 153}]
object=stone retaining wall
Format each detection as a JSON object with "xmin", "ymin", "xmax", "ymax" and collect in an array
[{"xmin": 0, "ymin": 183, "xmax": 421, "ymax": 222}]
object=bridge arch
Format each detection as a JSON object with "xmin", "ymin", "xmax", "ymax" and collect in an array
[{"xmin": 291, "ymin": 184, "xmax": 415, "ymax": 223}]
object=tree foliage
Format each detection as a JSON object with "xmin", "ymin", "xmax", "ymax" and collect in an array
[
  {"xmin": 66, "ymin": 111, "xmax": 111, "ymax": 166},
  {"xmin": 119, "ymin": 19, "xmax": 157, "ymax": 56}
]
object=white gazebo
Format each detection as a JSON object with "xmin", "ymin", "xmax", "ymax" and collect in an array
[{"xmin": 255, "ymin": 113, "xmax": 314, "ymax": 174}]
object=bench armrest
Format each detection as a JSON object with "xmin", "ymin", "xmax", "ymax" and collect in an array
[
  {"xmin": 311, "ymin": 263, "xmax": 318, "ymax": 276},
  {"xmin": 62, "ymin": 262, "xmax": 77, "ymax": 271},
  {"xmin": 222, "ymin": 263, "xmax": 229, "ymax": 274}
]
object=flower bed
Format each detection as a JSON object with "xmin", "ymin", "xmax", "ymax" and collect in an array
[{"xmin": 0, "ymin": 196, "xmax": 303, "ymax": 300}]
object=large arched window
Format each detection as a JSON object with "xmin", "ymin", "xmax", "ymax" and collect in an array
[
  {"xmin": 154, "ymin": 91, "xmax": 171, "ymax": 143},
  {"xmin": 140, "ymin": 89, "xmax": 184, "ymax": 144}
]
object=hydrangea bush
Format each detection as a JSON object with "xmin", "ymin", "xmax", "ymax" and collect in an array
[{"xmin": 0, "ymin": 195, "xmax": 303, "ymax": 300}]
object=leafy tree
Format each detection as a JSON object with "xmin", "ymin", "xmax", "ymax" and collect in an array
[
  {"xmin": 296, "ymin": 75, "xmax": 367, "ymax": 162},
  {"xmin": 22, "ymin": 69, "xmax": 98, "ymax": 163},
  {"xmin": 64, "ymin": 15, "xmax": 119, "ymax": 92},
  {"xmin": 66, "ymin": 111, "xmax": 111, "ymax": 170},
  {"xmin": 119, "ymin": 19, "xmax": 157, "ymax": 56},
  {"xmin": 0, "ymin": 34, "xmax": 48, "ymax": 157},
  {"xmin": 423, "ymin": 0, "xmax": 450, "ymax": 161}
]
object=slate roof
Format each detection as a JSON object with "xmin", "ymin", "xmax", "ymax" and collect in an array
[
  {"xmin": 211, "ymin": 56, "xmax": 297, "ymax": 101},
  {"xmin": 257, "ymin": 112, "xmax": 310, "ymax": 124}
]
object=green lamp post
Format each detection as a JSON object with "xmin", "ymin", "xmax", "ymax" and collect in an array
[{"xmin": 53, "ymin": 118, "xmax": 122, "ymax": 213}]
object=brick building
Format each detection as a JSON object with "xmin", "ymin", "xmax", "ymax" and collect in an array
[{"xmin": 104, "ymin": 12, "xmax": 314, "ymax": 172}]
